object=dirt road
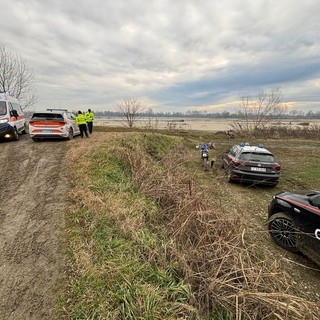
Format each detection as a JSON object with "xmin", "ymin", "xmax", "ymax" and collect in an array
[{"xmin": 0, "ymin": 135, "xmax": 68, "ymax": 319}]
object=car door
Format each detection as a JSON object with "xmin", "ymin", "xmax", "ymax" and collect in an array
[
  {"xmin": 67, "ymin": 112, "xmax": 80, "ymax": 135},
  {"xmin": 8, "ymin": 103, "xmax": 19, "ymax": 130},
  {"xmin": 298, "ymin": 197, "xmax": 320, "ymax": 264},
  {"xmin": 222, "ymin": 146, "xmax": 237, "ymax": 168}
]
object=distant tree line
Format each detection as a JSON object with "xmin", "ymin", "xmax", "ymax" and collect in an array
[{"xmin": 93, "ymin": 109, "xmax": 320, "ymax": 119}]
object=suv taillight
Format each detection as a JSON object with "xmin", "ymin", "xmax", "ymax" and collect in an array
[
  {"xmin": 272, "ymin": 165, "xmax": 281, "ymax": 171},
  {"xmin": 232, "ymin": 160, "xmax": 245, "ymax": 166}
]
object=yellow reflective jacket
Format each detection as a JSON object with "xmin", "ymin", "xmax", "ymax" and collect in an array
[
  {"xmin": 85, "ymin": 111, "xmax": 94, "ymax": 122},
  {"xmin": 76, "ymin": 113, "xmax": 87, "ymax": 125}
]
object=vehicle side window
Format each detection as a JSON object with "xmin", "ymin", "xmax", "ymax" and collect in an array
[
  {"xmin": 310, "ymin": 195, "xmax": 320, "ymax": 208},
  {"xmin": 67, "ymin": 112, "xmax": 76, "ymax": 120},
  {"xmin": 0, "ymin": 101, "xmax": 7, "ymax": 115},
  {"xmin": 8, "ymin": 102, "xmax": 13, "ymax": 111},
  {"xmin": 230, "ymin": 146, "xmax": 238, "ymax": 156}
]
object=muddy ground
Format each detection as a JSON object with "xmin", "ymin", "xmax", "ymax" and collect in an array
[{"xmin": 0, "ymin": 134, "xmax": 68, "ymax": 320}]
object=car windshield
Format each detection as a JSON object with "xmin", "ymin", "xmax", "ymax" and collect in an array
[
  {"xmin": 0, "ymin": 101, "xmax": 7, "ymax": 116},
  {"xmin": 32, "ymin": 113, "xmax": 64, "ymax": 120},
  {"xmin": 239, "ymin": 152, "xmax": 275, "ymax": 162}
]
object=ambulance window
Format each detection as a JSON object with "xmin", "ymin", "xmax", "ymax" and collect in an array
[{"xmin": 0, "ymin": 101, "xmax": 6, "ymax": 115}]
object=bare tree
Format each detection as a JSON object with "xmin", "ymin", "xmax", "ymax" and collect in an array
[
  {"xmin": 233, "ymin": 89, "xmax": 287, "ymax": 132},
  {"xmin": 0, "ymin": 46, "xmax": 37, "ymax": 110},
  {"xmin": 115, "ymin": 98, "xmax": 145, "ymax": 128}
]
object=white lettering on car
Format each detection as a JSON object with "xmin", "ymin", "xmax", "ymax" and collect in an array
[{"xmin": 315, "ymin": 229, "xmax": 320, "ymax": 240}]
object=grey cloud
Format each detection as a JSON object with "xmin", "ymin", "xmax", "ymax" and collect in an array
[{"xmin": 1, "ymin": 0, "xmax": 320, "ymax": 111}]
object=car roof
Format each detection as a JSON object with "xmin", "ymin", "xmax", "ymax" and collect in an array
[
  {"xmin": 32, "ymin": 109, "xmax": 69, "ymax": 114},
  {"xmin": 240, "ymin": 146, "xmax": 272, "ymax": 153},
  {"xmin": 234, "ymin": 145, "xmax": 273, "ymax": 154}
]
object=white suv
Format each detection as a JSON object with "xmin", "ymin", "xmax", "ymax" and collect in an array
[{"xmin": 29, "ymin": 109, "xmax": 80, "ymax": 141}]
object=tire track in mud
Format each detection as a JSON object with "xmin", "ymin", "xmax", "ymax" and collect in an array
[{"xmin": 0, "ymin": 136, "xmax": 68, "ymax": 320}]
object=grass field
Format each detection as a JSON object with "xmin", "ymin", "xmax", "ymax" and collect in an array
[{"xmin": 58, "ymin": 128, "xmax": 320, "ymax": 319}]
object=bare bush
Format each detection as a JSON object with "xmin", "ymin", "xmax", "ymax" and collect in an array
[
  {"xmin": 232, "ymin": 89, "xmax": 287, "ymax": 133},
  {"xmin": 249, "ymin": 124, "xmax": 320, "ymax": 139},
  {"xmin": 115, "ymin": 98, "xmax": 145, "ymax": 128}
]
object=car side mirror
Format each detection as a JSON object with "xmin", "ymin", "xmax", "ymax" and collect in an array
[
  {"xmin": 10, "ymin": 109, "xmax": 19, "ymax": 118},
  {"xmin": 308, "ymin": 195, "xmax": 320, "ymax": 208}
]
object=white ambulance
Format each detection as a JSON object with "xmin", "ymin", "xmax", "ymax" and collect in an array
[{"xmin": 0, "ymin": 92, "xmax": 27, "ymax": 141}]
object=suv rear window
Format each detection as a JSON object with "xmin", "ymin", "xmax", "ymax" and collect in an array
[
  {"xmin": 32, "ymin": 113, "xmax": 64, "ymax": 120},
  {"xmin": 239, "ymin": 152, "xmax": 275, "ymax": 162}
]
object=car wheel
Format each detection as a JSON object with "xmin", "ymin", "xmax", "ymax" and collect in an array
[
  {"xmin": 13, "ymin": 128, "xmax": 19, "ymax": 141},
  {"xmin": 22, "ymin": 123, "xmax": 27, "ymax": 134},
  {"xmin": 67, "ymin": 128, "xmax": 74, "ymax": 140},
  {"xmin": 268, "ymin": 212, "xmax": 298, "ymax": 252},
  {"xmin": 227, "ymin": 169, "xmax": 234, "ymax": 182}
]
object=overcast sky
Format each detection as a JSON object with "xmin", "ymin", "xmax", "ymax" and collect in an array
[{"xmin": 2, "ymin": 0, "xmax": 320, "ymax": 112}]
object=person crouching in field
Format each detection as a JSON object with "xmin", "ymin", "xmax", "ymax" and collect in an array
[
  {"xmin": 85, "ymin": 108, "xmax": 95, "ymax": 134},
  {"xmin": 76, "ymin": 111, "xmax": 89, "ymax": 138}
]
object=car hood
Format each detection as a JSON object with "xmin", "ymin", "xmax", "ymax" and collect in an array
[{"xmin": 276, "ymin": 190, "xmax": 320, "ymax": 205}]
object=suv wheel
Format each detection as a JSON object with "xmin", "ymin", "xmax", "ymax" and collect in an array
[
  {"xmin": 227, "ymin": 169, "xmax": 234, "ymax": 182},
  {"xmin": 268, "ymin": 212, "xmax": 298, "ymax": 252}
]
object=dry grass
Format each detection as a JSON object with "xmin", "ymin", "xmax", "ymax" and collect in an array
[
  {"xmin": 62, "ymin": 132, "xmax": 318, "ymax": 319},
  {"xmin": 116, "ymin": 134, "xmax": 318, "ymax": 319},
  {"xmin": 231, "ymin": 124, "xmax": 320, "ymax": 139}
]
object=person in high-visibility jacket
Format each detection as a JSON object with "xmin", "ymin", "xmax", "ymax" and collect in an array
[
  {"xmin": 76, "ymin": 111, "xmax": 89, "ymax": 138},
  {"xmin": 85, "ymin": 108, "xmax": 95, "ymax": 134}
]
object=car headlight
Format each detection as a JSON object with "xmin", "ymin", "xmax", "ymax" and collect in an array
[{"xmin": 0, "ymin": 118, "xmax": 9, "ymax": 124}]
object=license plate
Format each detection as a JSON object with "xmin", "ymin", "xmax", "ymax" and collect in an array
[
  {"xmin": 41, "ymin": 129, "xmax": 53, "ymax": 133},
  {"xmin": 251, "ymin": 167, "xmax": 266, "ymax": 172}
]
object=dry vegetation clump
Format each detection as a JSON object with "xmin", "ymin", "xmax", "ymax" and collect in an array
[
  {"xmin": 232, "ymin": 124, "xmax": 320, "ymax": 139},
  {"xmin": 116, "ymin": 138, "xmax": 318, "ymax": 319}
]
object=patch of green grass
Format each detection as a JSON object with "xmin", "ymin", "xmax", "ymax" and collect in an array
[
  {"xmin": 64, "ymin": 208, "xmax": 193, "ymax": 319},
  {"xmin": 61, "ymin": 136, "xmax": 195, "ymax": 319},
  {"xmin": 89, "ymin": 147, "xmax": 133, "ymax": 192}
]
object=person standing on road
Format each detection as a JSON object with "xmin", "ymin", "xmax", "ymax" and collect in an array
[
  {"xmin": 76, "ymin": 111, "xmax": 89, "ymax": 138},
  {"xmin": 85, "ymin": 108, "xmax": 95, "ymax": 134}
]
